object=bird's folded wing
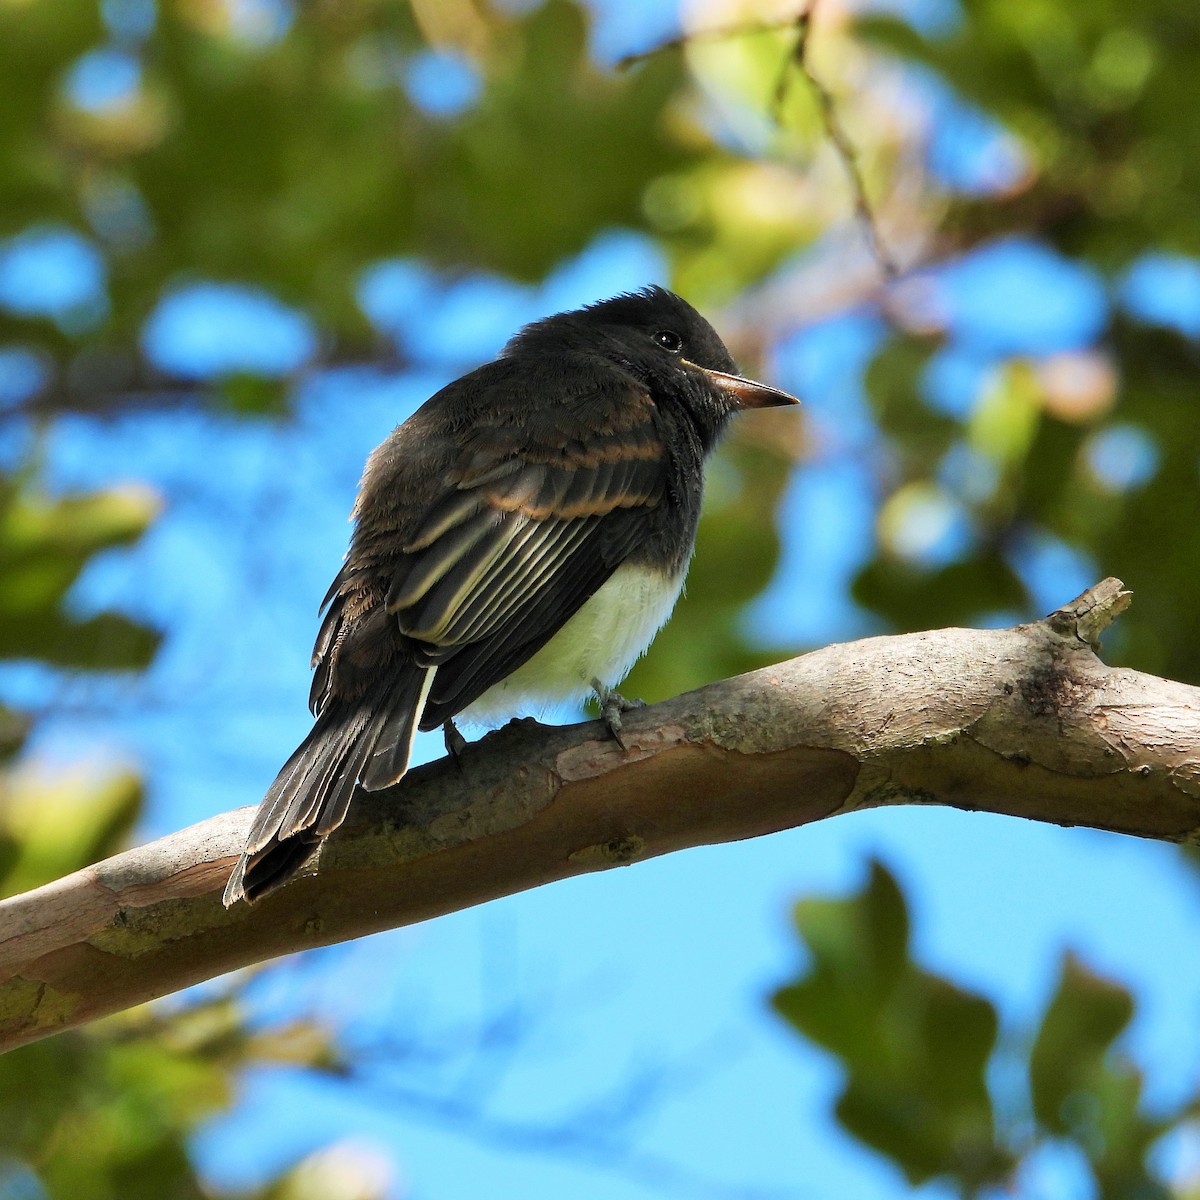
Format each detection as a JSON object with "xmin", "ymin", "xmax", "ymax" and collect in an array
[{"xmin": 387, "ymin": 385, "xmax": 668, "ymax": 723}]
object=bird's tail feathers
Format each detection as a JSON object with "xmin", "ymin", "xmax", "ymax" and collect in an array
[
  {"xmin": 359, "ymin": 669, "xmax": 436, "ymax": 791},
  {"xmin": 223, "ymin": 666, "xmax": 435, "ymax": 906}
]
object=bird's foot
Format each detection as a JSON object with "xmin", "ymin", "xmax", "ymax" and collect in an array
[
  {"xmin": 592, "ymin": 679, "xmax": 646, "ymax": 751},
  {"xmin": 443, "ymin": 718, "xmax": 468, "ymax": 769}
]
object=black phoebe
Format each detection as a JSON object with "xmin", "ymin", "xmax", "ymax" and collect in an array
[{"xmin": 224, "ymin": 287, "xmax": 798, "ymax": 905}]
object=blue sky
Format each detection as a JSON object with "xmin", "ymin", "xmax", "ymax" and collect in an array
[{"xmin": 2, "ymin": 1, "xmax": 1199, "ymax": 1198}]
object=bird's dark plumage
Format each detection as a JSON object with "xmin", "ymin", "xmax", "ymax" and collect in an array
[{"xmin": 224, "ymin": 286, "xmax": 798, "ymax": 905}]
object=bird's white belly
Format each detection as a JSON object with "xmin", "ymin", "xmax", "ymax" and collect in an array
[{"xmin": 460, "ymin": 562, "xmax": 685, "ymax": 724}]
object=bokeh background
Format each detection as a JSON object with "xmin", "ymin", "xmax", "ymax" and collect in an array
[{"xmin": 3, "ymin": 1, "xmax": 1200, "ymax": 1197}]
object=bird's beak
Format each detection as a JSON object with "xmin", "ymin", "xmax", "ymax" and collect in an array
[{"xmin": 688, "ymin": 363, "xmax": 800, "ymax": 409}]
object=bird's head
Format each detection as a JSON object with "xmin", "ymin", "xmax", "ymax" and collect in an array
[{"xmin": 509, "ymin": 286, "xmax": 798, "ymax": 446}]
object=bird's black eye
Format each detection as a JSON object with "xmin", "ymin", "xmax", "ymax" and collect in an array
[{"xmin": 653, "ymin": 329, "xmax": 683, "ymax": 353}]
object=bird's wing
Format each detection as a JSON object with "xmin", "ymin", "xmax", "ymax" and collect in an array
[{"xmin": 403, "ymin": 382, "xmax": 670, "ymax": 728}]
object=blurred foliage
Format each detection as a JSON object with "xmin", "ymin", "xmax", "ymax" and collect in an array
[
  {"xmin": 1029, "ymin": 954, "xmax": 1172, "ymax": 1199},
  {"xmin": 0, "ymin": 0, "xmax": 700, "ymax": 366},
  {"xmin": 774, "ymin": 862, "xmax": 1010, "ymax": 1192},
  {"xmin": 0, "ymin": 479, "xmax": 161, "ymax": 670},
  {"xmin": 774, "ymin": 862, "xmax": 1180, "ymax": 1199},
  {"xmin": 2, "ymin": 0, "xmax": 1200, "ymax": 1196},
  {"xmin": 0, "ymin": 977, "xmax": 349, "ymax": 1200},
  {"xmin": 0, "ymin": 686, "xmax": 362, "ymax": 1199},
  {"xmin": 0, "ymin": 763, "xmax": 140, "ymax": 898},
  {"xmin": 855, "ymin": 1, "xmax": 1200, "ymax": 680},
  {"xmin": 860, "ymin": 1, "xmax": 1200, "ymax": 262}
]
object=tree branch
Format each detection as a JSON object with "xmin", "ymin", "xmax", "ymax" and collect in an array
[{"xmin": 2, "ymin": 579, "xmax": 1197, "ymax": 1053}]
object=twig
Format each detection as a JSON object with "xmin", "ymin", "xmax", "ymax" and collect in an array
[
  {"xmin": 615, "ymin": 18, "xmax": 798, "ymax": 71},
  {"xmin": 774, "ymin": 2, "xmax": 900, "ymax": 278},
  {"xmin": 618, "ymin": 3, "xmax": 899, "ymax": 281},
  {"xmin": 330, "ymin": 1062, "xmax": 802, "ymax": 1200}
]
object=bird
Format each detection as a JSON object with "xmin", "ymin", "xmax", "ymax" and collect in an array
[{"xmin": 223, "ymin": 286, "xmax": 799, "ymax": 906}]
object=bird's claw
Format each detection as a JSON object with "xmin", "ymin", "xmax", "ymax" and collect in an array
[
  {"xmin": 592, "ymin": 679, "xmax": 646, "ymax": 750},
  {"xmin": 443, "ymin": 718, "xmax": 468, "ymax": 770}
]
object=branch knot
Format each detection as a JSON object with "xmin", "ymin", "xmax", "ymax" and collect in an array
[{"xmin": 1044, "ymin": 578, "xmax": 1132, "ymax": 650}]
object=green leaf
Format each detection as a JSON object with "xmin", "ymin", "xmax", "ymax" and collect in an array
[
  {"xmin": 218, "ymin": 372, "xmax": 291, "ymax": 416},
  {"xmin": 0, "ymin": 765, "xmax": 142, "ymax": 895},
  {"xmin": 0, "ymin": 703, "xmax": 31, "ymax": 763},
  {"xmin": 0, "ymin": 611, "xmax": 161, "ymax": 671},
  {"xmin": 0, "ymin": 482, "xmax": 159, "ymax": 612},
  {"xmin": 1030, "ymin": 952, "xmax": 1135, "ymax": 1134},
  {"xmin": 773, "ymin": 861, "xmax": 1011, "ymax": 1189},
  {"xmin": 853, "ymin": 554, "xmax": 1030, "ymax": 631},
  {"xmin": 0, "ymin": 481, "xmax": 161, "ymax": 670},
  {"xmin": 1029, "ymin": 953, "xmax": 1172, "ymax": 1199}
]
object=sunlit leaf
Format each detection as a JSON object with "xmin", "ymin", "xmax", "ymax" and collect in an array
[{"xmin": 1, "ymin": 764, "xmax": 141, "ymax": 896}]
